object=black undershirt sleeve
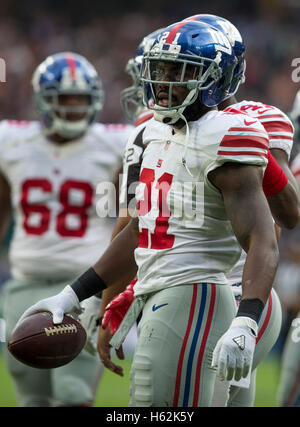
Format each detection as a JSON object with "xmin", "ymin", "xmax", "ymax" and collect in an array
[{"xmin": 120, "ymin": 127, "xmax": 145, "ymax": 209}]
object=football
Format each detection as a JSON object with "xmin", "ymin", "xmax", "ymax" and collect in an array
[{"xmin": 7, "ymin": 312, "xmax": 87, "ymax": 369}]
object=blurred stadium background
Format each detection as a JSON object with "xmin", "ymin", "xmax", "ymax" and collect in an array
[{"xmin": 0, "ymin": 0, "xmax": 300, "ymax": 407}]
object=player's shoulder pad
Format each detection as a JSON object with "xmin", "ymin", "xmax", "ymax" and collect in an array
[
  {"xmin": 230, "ymin": 100, "xmax": 294, "ymax": 132},
  {"xmin": 0, "ymin": 120, "xmax": 41, "ymax": 148},
  {"xmin": 142, "ymin": 117, "xmax": 169, "ymax": 147},
  {"xmin": 217, "ymin": 107, "xmax": 268, "ymax": 135},
  {"xmin": 135, "ymin": 109, "xmax": 154, "ymax": 127},
  {"xmin": 91, "ymin": 122, "xmax": 134, "ymax": 136},
  {"xmin": 215, "ymin": 108, "xmax": 269, "ymax": 164},
  {"xmin": 90, "ymin": 122, "xmax": 135, "ymax": 155},
  {"xmin": 231, "ymin": 100, "xmax": 294, "ymax": 158},
  {"xmin": 126, "ymin": 119, "xmax": 149, "ymax": 149}
]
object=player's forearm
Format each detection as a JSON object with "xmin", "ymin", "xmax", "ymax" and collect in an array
[
  {"xmin": 267, "ymin": 182, "xmax": 300, "ymax": 229},
  {"xmin": 93, "ymin": 217, "xmax": 138, "ymax": 284},
  {"xmin": 241, "ymin": 234, "xmax": 279, "ymax": 305},
  {"xmin": 235, "ymin": 202, "xmax": 279, "ymax": 307},
  {"xmin": 98, "ymin": 282, "xmax": 129, "ymax": 317},
  {"xmin": 210, "ymin": 163, "xmax": 279, "ymax": 318},
  {"xmin": 110, "ymin": 209, "xmax": 133, "ymax": 242},
  {"xmin": 71, "ymin": 218, "xmax": 139, "ymax": 301},
  {"xmin": 0, "ymin": 211, "xmax": 11, "ymax": 243}
]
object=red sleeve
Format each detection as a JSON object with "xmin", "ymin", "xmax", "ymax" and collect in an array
[{"xmin": 262, "ymin": 151, "xmax": 288, "ymax": 196}]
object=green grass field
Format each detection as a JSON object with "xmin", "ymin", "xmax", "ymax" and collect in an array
[{"xmin": 0, "ymin": 349, "xmax": 282, "ymax": 407}]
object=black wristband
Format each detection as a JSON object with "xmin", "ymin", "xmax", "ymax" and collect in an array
[
  {"xmin": 236, "ymin": 298, "xmax": 265, "ymax": 323},
  {"xmin": 71, "ymin": 268, "xmax": 107, "ymax": 302}
]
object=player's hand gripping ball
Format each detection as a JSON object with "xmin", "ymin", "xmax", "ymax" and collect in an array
[{"xmin": 7, "ymin": 312, "xmax": 86, "ymax": 369}]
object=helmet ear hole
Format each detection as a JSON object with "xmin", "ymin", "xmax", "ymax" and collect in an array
[{"xmin": 216, "ymin": 76, "xmax": 225, "ymax": 88}]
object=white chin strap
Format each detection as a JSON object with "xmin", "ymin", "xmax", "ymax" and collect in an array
[
  {"xmin": 153, "ymin": 88, "xmax": 197, "ymax": 125},
  {"xmin": 51, "ymin": 117, "xmax": 89, "ymax": 139},
  {"xmin": 153, "ymin": 106, "xmax": 185, "ymax": 125}
]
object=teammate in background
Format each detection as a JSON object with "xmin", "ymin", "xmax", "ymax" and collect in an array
[
  {"xmin": 277, "ymin": 132, "xmax": 300, "ymax": 406},
  {"xmin": 113, "ymin": 28, "xmax": 163, "ymax": 237},
  {"xmin": 99, "ymin": 15, "xmax": 300, "ymax": 407},
  {"xmin": 17, "ymin": 22, "xmax": 282, "ymax": 406},
  {"xmin": 1, "ymin": 52, "xmax": 133, "ymax": 406},
  {"xmin": 188, "ymin": 14, "xmax": 299, "ymax": 407}
]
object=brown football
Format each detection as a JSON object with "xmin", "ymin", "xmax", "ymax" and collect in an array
[{"xmin": 7, "ymin": 312, "xmax": 87, "ymax": 369}]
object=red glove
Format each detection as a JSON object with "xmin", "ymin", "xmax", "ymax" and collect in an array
[{"xmin": 102, "ymin": 278, "xmax": 137, "ymax": 336}]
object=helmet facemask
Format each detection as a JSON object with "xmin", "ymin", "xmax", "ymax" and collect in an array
[
  {"xmin": 120, "ymin": 57, "xmax": 145, "ymax": 122},
  {"xmin": 141, "ymin": 44, "xmax": 222, "ymax": 124},
  {"xmin": 35, "ymin": 84, "xmax": 103, "ymax": 139}
]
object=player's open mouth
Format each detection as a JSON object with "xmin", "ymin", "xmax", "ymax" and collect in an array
[{"xmin": 157, "ymin": 92, "xmax": 178, "ymax": 107}]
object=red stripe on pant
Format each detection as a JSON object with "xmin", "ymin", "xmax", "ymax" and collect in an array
[
  {"xmin": 173, "ymin": 284, "xmax": 198, "ymax": 406},
  {"xmin": 173, "ymin": 284, "xmax": 216, "ymax": 406},
  {"xmin": 193, "ymin": 283, "xmax": 216, "ymax": 406},
  {"xmin": 256, "ymin": 293, "xmax": 272, "ymax": 344}
]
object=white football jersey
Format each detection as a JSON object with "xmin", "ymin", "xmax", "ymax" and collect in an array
[
  {"xmin": 0, "ymin": 120, "xmax": 133, "ymax": 281},
  {"xmin": 133, "ymin": 109, "xmax": 269, "ymax": 296},
  {"xmin": 226, "ymin": 100, "xmax": 294, "ymax": 286},
  {"xmin": 227, "ymin": 100, "xmax": 294, "ymax": 157}
]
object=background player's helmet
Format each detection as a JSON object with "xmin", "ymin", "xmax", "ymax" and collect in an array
[
  {"xmin": 121, "ymin": 28, "xmax": 164, "ymax": 122},
  {"xmin": 184, "ymin": 14, "xmax": 246, "ymax": 97},
  {"xmin": 32, "ymin": 52, "xmax": 104, "ymax": 139},
  {"xmin": 141, "ymin": 20, "xmax": 237, "ymax": 124}
]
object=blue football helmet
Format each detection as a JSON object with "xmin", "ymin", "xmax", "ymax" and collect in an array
[
  {"xmin": 32, "ymin": 52, "xmax": 104, "ymax": 139},
  {"xmin": 121, "ymin": 28, "xmax": 164, "ymax": 122},
  {"xmin": 140, "ymin": 20, "xmax": 237, "ymax": 124},
  {"xmin": 184, "ymin": 14, "xmax": 246, "ymax": 97}
]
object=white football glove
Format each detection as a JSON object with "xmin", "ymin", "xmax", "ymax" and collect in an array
[
  {"xmin": 17, "ymin": 285, "xmax": 82, "ymax": 326},
  {"xmin": 211, "ymin": 317, "xmax": 258, "ymax": 382},
  {"xmin": 78, "ymin": 295, "xmax": 101, "ymax": 356}
]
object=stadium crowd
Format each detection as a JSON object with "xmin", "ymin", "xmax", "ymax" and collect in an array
[{"xmin": 0, "ymin": 0, "xmax": 299, "ymax": 123}]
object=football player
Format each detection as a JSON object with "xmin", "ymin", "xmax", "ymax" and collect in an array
[
  {"xmin": 1, "ymin": 52, "xmax": 133, "ymax": 406},
  {"xmin": 99, "ymin": 15, "xmax": 299, "ymax": 408},
  {"xmin": 16, "ymin": 22, "xmax": 283, "ymax": 406},
  {"xmin": 185, "ymin": 14, "xmax": 299, "ymax": 407}
]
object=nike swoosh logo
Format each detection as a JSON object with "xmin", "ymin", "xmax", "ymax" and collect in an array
[
  {"xmin": 244, "ymin": 119, "xmax": 257, "ymax": 126},
  {"xmin": 152, "ymin": 303, "xmax": 168, "ymax": 311}
]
